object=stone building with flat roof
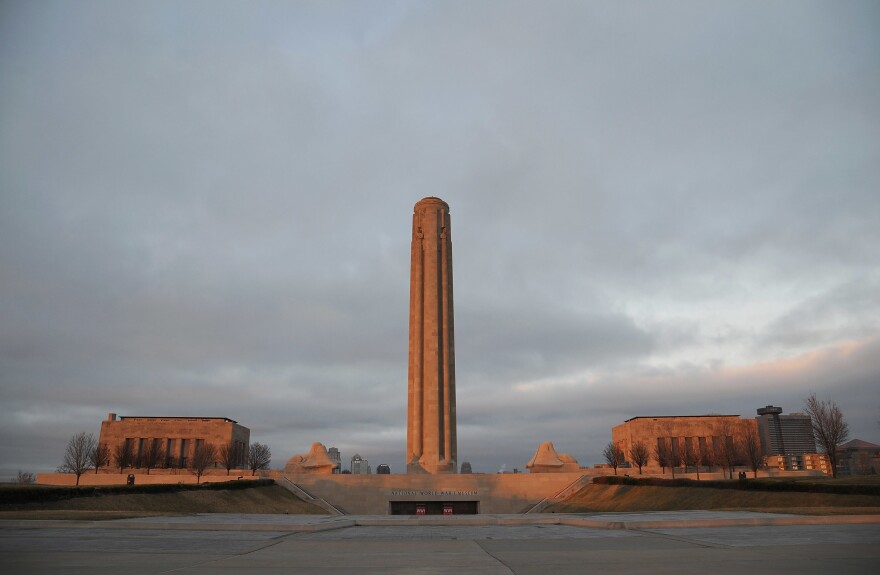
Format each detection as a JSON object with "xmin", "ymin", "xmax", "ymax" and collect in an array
[
  {"xmin": 837, "ymin": 439, "xmax": 880, "ymax": 476},
  {"xmin": 99, "ymin": 413, "xmax": 249, "ymax": 471},
  {"xmin": 611, "ymin": 415, "xmax": 756, "ymax": 470}
]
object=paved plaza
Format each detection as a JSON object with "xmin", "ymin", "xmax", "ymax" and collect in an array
[{"xmin": 2, "ymin": 511, "xmax": 879, "ymax": 574}]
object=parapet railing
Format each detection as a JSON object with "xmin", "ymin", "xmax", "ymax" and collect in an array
[
  {"xmin": 278, "ymin": 477, "xmax": 345, "ymax": 516},
  {"xmin": 524, "ymin": 474, "xmax": 592, "ymax": 514}
]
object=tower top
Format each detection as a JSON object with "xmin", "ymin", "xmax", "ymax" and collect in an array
[{"xmin": 415, "ymin": 197, "xmax": 449, "ymax": 209}]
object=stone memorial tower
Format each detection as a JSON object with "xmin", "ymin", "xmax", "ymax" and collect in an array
[{"xmin": 407, "ymin": 197, "xmax": 457, "ymax": 474}]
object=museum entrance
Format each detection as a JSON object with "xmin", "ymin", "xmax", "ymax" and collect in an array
[{"xmin": 389, "ymin": 501, "xmax": 479, "ymax": 515}]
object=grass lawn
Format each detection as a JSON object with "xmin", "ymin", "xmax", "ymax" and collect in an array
[{"xmin": 0, "ymin": 482, "xmax": 325, "ymax": 519}]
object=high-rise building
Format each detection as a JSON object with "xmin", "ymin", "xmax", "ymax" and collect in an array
[
  {"xmin": 756, "ymin": 406, "xmax": 816, "ymax": 456},
  {"xmin": 756, "ymin": 406, "xmax": 825, "ymax": 473},
  {"xmin": 406, "ymin": 197, "xmax": 457, "ymax": 474},
  {"xmin": 350, "ymin": 453, "xmax": 371, "ymax": 474},
  {"xmin": 328, "ymin": 447, "xmax": 341, "ymax": 474}
]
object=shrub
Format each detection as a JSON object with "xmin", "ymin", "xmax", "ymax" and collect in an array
[
  {"xmin": 590, "ymin": 475, "xmax": 880, "ymax": 495},
  {"xmin": 0, "ymin": 479, "xmax": 275, "ymax": 505}
]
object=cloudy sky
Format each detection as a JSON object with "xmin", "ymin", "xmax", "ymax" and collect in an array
[{"xmin": 1, "ymin": 1, "xmax": 878, "ymax": 478}]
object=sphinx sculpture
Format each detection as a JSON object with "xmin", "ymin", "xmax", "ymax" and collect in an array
[
  {"xmin": 525, "ymin": 441, "xmax": 580, "ymax": 473},
  {"xmin": 284, "ymin": 442, "xmax": 338, "ymax": 475}
]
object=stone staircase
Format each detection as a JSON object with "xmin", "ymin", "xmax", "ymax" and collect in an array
[
  {"xmin": 524, "ymin": 474, "xmax": 591, "ymax": 513},
  {"xmin": 278, "ymin": 477, "xmax": 346, "ymax": 515}
]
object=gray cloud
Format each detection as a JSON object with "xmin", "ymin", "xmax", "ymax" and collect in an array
[{"xmin": 1, "ymin": 1, "xmax": 878, "ymax": 477}]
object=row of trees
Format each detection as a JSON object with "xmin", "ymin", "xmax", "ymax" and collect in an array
[
  {"xmin": 59, "ymin": 432, "xmax": 273, "ymax": 485},
  {"xmin": 603, "ymin": 394, "xmax": 851, "ymax": 479},
  {"xmin": 603, "ymin": 425, "xmax": 764, "ymax": 479}
]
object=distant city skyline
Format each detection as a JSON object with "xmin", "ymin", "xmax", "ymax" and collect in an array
[
  {"xmin": 1, "ymin": 1, "xmax": 878, "ymax": 479},
  {"xmin": 350, "ymin": 454, "xmax": 371, "ymax": 475}
]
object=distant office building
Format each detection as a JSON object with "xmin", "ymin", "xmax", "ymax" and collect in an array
[
  {"xmin": 328, "ymin": 447, "xmax": 341, "ymax": 474},
  {"xmin": 99, "ymin": 413, "xmax": 249, "ymax": 470},
  {"xmin": 755, "ymin": 406, "xmax": 831, "ymax": 474},
  {"xmin": 802, "ymin": 452, "xmax": 831, "ymax": 474},
  {"xmin": 837, "ymin": 439, "xmax": 880, "ymax": 476},
  {"xmin": 765, "ymin": 452, "xmax": 830, "ymax": 474},
  {"xmin": 376, "ymin": 464, "xmax": 391, "ymax": 474},
  {"xmin": 755, "ymin": 406, "xmax": 816, "ymax": 456},
  {"xmin": 350, "ymin": 454, "xmax": 371, "ymax": 474}
]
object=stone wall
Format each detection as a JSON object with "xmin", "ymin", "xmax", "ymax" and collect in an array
[
  {"xmin": 284, "ymin": 472, "xmax": 587, "ymax": 514},
  {"xmin": 36, "ymin": 471, "xmax": 264, "ymax": 486}
]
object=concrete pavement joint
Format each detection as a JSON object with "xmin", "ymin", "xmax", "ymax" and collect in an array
[
  {"xmin": 474, "ymin": 540, "xmax": 518, "ymax": 574},
  {"xmin": 157, "ymin": 530, "xmax": 303, "ymax": 574},
  {"xmin": 626, "ymin": 527, "xmax": 734, "ymax": 549},
  {"xmin": 2, "ymin": 513, "xmax": 879, "ymax": 534}
]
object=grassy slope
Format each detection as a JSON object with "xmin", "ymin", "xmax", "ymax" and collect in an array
[
  {"xmin": 6, "ymin": 478, "xmax": 880, "ymax": 520},
  {"xmin": 546, "ymin": 483, "xmax": 880, "ymax": 515},
  {"xmin": 0, "ymin": 484, "xmax": 326, "ymax": 520}
]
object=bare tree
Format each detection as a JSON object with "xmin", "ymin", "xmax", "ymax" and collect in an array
[
  {"xmin": 248, "ymin": 443, "xmax": 272, "ymax": 476},
  {"xmin": 679, "ymin": 440, "xmax": 698, "ymax": 476},
  {"xmin": 688, "ymin": 445, "xmax": 699, "ymax": 476},
  {"xmin": 692, "ymin": 439, "xmax": 715, "ymax": 480},
  {"xmin": 218, "ymin": 442, "xmax": 243, "ymax": 476},
  {"xmin": 58, "ymin": 432, "xmax": 97, "ymax": 485},
  {"xmin": 113, "ymin": 441, "xmax": 134, "ymax": 472},
  {"xmin": 629, "ymin": 441, "xmax": 650, "ymax": 475},
  {"xmin": 697, "ymin": 440, "xmax": 714, "ymax": 478},
  {"xmin": 663, "ymin": 425, "xmax": 680, "ymax": 479},
  {"xmin": 804, "ymin": 393, "xmax": 850, "ymax": 478},
  {"xmin": 89, "ymin": 443, "xmax": 110, "ymax": 474},
  {"xmin": 653, "ymin": 438, "xmax": 671, "ymax": 475},
  {"xmin": 712, "ymin": 440, "xmax": 725, "ymax": 478},
  {"xmin": 16, "ymin": 470, "xmax": 35, "ymax": 484},
  {"xmin": 190, "ymin": 442, "xmax": 217, "ymax": 484},
  {"xmin": 738, "ymin": 425, "xmax": 763, "ymax": 478},
  {"xmin": 602, "ymin": 441, "xmax": 625, "ymax": 475},
  {"xmin": 714, "ymin": 423, "xmax": 739, "ymax": 479},
  {"xmin": 140, "ymin": 439, "xmax": 164, "ymax": 475}
]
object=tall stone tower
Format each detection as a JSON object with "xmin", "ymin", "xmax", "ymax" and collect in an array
[{"xmin": 407, "ymin": 197, "xmax": 457, "ymax": 474}]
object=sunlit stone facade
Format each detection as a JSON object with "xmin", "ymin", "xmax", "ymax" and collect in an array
[
  {"xmin": 407, "ymin": 197, "xmax": 457, "ymax": 474},
  {"xmin": 611, "ymin": 415, "xmax": 756, "ymax": 470},
  {"xmin": 98, "ymin": 413, "xmax": 249, "ymax": 470}
]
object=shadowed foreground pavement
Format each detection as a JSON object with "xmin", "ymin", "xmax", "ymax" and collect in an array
[{"xmin": 2, "ymin": 511, "xmax": 879, "ymax": 574}]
